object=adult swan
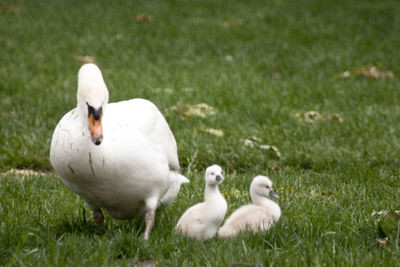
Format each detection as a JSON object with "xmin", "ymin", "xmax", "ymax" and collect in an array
[{"xmin": 50, "ymin": 63, "xmax": 189, "ymax": 239}]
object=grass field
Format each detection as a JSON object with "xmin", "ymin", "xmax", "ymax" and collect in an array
[{"xmin": 1, "ymin": 0, "xmax": 400, "ymax": 265}]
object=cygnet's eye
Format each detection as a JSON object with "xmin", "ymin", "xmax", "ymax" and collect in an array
[
  {"xmin": 266, "ymin": 185, "xmax": 270, "ymax": 189},
  {"xmin": 211, "ymin": 172, "xmax": 214, "ymax": 176}
]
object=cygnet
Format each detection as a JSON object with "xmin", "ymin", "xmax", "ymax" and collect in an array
[
  {"xmin": 218, "ymin": 175, "xmax": 280, "ymax": 238},
  {"xmin": 175, "ymin": 165, "xmax": 227, "ymax": 240}
]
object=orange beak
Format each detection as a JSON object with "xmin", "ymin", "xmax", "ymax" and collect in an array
[{"xmin": 89, "ymin": 114, "xmax": 103, "ymax": 145}]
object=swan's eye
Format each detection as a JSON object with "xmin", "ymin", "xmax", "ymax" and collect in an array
[
  {"xmin": 266, "ymin": 185, "xmax": 270, "ymax": 189},
  {"xmin": 211, "ymin": 172, "xmax": 214, "ymax": 176}
]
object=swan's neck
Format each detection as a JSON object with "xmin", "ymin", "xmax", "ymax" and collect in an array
[
  {"xmin": 204, "ymin": 184, "xmax": 227, "ymax": 219},
  {"xmin": 253, "ymin": 196, "xmax": 273, "ymax": 206},
  {"xmin": 205, "ymin": 184, "xmax": 223, "ymax": 203},
  {"xmin": 76, "ymin": 64, "xmax": 109, "ymax": 121},
  {"xmin": 76, "ymin": 105, "xmax": 91, "ymax": 129}
]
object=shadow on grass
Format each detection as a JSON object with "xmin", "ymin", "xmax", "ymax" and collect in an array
[
  {"xmin": 50, "ymin": 208, "xmax": 104, "ymax": 237},
  {"xmin": 53, "ymin": 217, "xmax": 103, "ymax": 237},
  {"xmin": 49, "ymin": 207, "xmax": 145, "ymax": 238}
]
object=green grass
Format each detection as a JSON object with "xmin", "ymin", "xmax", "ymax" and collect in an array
[{"xmin": 1, "ymin": 0, "xmax": 400, "ymax": 265}]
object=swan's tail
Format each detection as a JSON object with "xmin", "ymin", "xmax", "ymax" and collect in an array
[
  {"xmin": 177, "ymin": 173, "xmax": 190, "ymax": 184},
  {"xmin": 160, "ymin": 172, "xmax": 189, "ymax": 205}
]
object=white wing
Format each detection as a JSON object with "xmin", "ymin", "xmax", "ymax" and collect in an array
[{"xmin": 175, "ymin": 203, "xmax": 208, "ymax": 236}]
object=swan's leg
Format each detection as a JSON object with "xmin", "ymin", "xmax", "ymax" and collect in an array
[
  {"xmin": 93, "ymin": 209, "xmax": 104, "ymax": 229},
  {"xmin": 144, "ymin": 197, "xmax": 158, "ymax": 240},
  {"xmin": 144, "ymin": 209, "xmax": 155, "ymax": 240},
  {"xmin": 86, "ymin": 202, "xmax": 104, "ymax": 229}
]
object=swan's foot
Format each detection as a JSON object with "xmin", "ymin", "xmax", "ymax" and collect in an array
[
  {"xmin": 93, "ymin": 209, "xmax": 104, "ymax": 229},
  {"xmin": 144, "ymin": 209, "xmax": 155, "ymax": 240}
]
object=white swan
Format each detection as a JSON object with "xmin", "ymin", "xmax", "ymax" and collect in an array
[
  {"xmin": 50, "ymin": 63, "xmax": 189, "ymax": 239},
  {"xmin": 218, "ymin": 175, "xmax": 280, "ymax": 238},
  {"xmin": 175, "ymin": 165, "xmax": 227, "ymax": 240}
]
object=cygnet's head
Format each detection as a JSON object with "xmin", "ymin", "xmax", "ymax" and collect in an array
[
  {"xmin": 77, "ymin": 63, "xmax": 109, "ymax": 146},
  {"xmin": 250, "ymin": 175, "xmax": 279, "ymax": 202},
  {"xmin": 205, "ymin": 164, "xmax": 224, "ymax": 186}
]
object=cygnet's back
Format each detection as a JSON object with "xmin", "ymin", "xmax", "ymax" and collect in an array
[
  {"xmin": 175, "ymin": 165, "xmax": 227, "ymax": 240},
  {"xmin": 218, "ymin": 175, "xmax": 280, "ymax": 238}
]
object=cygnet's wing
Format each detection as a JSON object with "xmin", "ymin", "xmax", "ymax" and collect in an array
[
  {"xmin": 218, "ymin": 204, "xmax": 274, "ymax": 237},
  {"xmin": 105, "ymin": 98, "xmax": 180, "ymax": 171},
  {"xmin": 175, "ymin": 203, "xmax": 207, "ymax": 234}
]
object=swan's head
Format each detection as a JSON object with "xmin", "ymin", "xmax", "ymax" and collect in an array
[
  {"xmin": 205, "ymin": 164, "xmax": 224, "ymax": 186},
  {"xmin": 77, "ymin": 63, "xmax": 109, "ymax": 146},
  {"xmin": 250, "ymin": 175, "xmax": 279, "ymax": 202}
]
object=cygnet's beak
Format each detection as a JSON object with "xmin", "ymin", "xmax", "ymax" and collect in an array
[
  {"xmin": 269, "ymin": 190, "xmax": 279, "ymax": 199},
  {"xmin": 87, "ymin": 104, "xmax": 103, "ymax": 145},
  {"xmin": 216, "ymin": 174, "xmax": 223, "ymax": 182}
]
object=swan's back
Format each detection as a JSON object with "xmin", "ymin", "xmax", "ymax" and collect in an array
[{"xmin": 104, "ymin": 98, "xmax": 179, "ymax": 170}]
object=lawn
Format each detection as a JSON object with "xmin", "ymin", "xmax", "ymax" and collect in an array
[{"xmin": 1, "ymin": 0, "xmax": 400, "ymax": 265}]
